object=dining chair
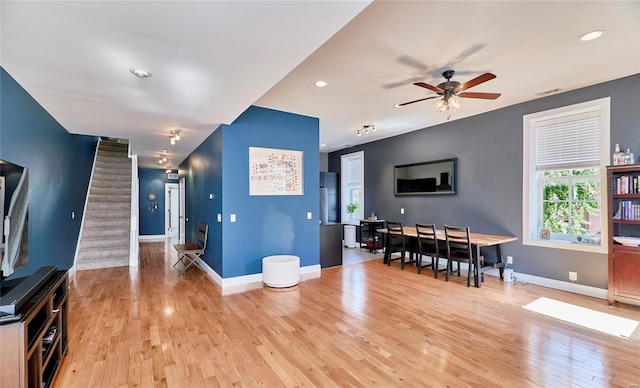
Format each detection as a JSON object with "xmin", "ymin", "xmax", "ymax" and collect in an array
[
  {"xmin": 415, "ymin": 223, "xmax": 441, "ymax": 277},
  {"xmin": 173, "ymin": 222, "xmax": 208, "ymax": 276},
  {"xmin": 385, "ymin": 221, "xmax": 409, "ymax": 269},
  {"xmin": 444, "ymin": 225, "xmax": 476, "ymax": 287}
]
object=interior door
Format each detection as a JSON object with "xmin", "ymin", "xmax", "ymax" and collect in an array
[{"xmin": 166, "ymin": 183, "xmax": 179, "ymax": 238}]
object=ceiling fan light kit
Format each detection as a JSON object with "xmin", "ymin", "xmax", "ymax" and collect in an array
[{"xmin": 396, "ymin": 69, "xmax": 501, "ymax": 113}]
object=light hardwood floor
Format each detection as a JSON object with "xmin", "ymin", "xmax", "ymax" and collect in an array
[{"xmin": 54, "ymin": 241, "xmax": 640, "ymax": 387}]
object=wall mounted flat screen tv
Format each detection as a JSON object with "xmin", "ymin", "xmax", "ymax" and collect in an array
[
  {"xmin": 394, "ymin": 158, "xmax": 457, "ymax": 195},
  {"xmin": 0, "ymin": 159, "xmax": 29, "ymax": 279}
]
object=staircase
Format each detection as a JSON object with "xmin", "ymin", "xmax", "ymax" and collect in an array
[{"xmin": 76, "ymin": 140, "xmax": 132, "ymax": 270}]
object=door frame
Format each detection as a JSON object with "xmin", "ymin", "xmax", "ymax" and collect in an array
[
  {"xmin": 165, "ymin": 183, "xmax": 179, "ymax": 239},
  {"xmin": 179, "ymin": 177, "xmax": 186, "ymax": 243}
]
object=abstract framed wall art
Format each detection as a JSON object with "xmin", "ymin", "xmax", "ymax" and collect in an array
[{"xmin": 249, "ymin": 147, "xmax": 303, "ymax": 195}]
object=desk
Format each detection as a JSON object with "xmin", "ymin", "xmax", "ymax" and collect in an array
[
  {"xmin": 359, "ymin": 219, "xmax": 385, "ymax": 253},
  {"xmin": 379, "ymin": 226, "xmax": 517, "ymax": 288}
]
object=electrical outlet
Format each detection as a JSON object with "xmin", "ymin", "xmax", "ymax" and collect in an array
[
  {"xmin": 569, "ymin": 271, "xmax": 577, "ymax": 282},
  {"xmin": 307, "ymin": 212, "xmax": 312, "ymax": 220},
  {"xmin": 400, "ymin": 208, "xmax": 405, "ymax": 214},
  {"xmin": 507, "ymin": 256, "xmax": 513, "ymax": 264}
]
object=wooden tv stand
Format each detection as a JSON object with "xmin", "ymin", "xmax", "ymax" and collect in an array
[{"xmin": 0, "ymin": 269, "xmax": 69, "ymax": 387}]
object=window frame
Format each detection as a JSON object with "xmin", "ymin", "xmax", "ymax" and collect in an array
[
  {"xmin": 522, "ymin": 97, "xmax": 610, "ymax": 254},
  {"xmin": 341, "ymin": 151, "xmax": 364, "ymax": 224}
]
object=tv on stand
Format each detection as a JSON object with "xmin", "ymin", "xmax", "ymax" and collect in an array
[{"xmin": 0, "ymin": 266, "xmax": 57, "ymax": 317}]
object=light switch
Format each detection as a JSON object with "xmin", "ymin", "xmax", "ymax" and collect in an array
[
  {"xmin": 71, "ymin": 211, "xmax": 75, "ymax": 219},
  {"xmin": 209, "ymin": 193, "xmax": 213, "ymax": 200},
  {"xmin": 307, "ymin": 212, "xmax": 312, "ymax": 220},
  {"xmin": 217, "ymin": 214, "xmax": 222, "ymax": 222},
  {"xmin": 401, "ymin": 208, "xmax": 405, "ymax": 214},
  {"xmin": 230, "ymin": 214, "xmax": 236, "ymax": 222}
]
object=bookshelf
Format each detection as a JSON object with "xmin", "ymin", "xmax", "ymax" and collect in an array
[{"xmin": 607, "ymin": 165, "xmax": 640, "ymax": 306}]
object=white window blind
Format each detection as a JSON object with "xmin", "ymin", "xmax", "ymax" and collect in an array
[{"xmin": 535, "ymin": 110, "xmax": 601, "ymax": 170}]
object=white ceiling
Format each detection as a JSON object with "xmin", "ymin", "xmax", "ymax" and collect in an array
[{"xmin": 2, "ymin": 1, "xmax": 639, "ymax": 168}]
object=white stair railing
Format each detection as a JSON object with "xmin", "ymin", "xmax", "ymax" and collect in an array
[{"xmin": 2, "ymin": 168, "xmax": 29, "ymax": 276}]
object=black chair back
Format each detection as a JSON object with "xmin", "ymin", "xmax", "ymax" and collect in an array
[
  {"xmin": 385, "ymin": 221, "xmax": 409, "ymax": 269},
  {"xmin": 444, "ymin": 225, "xmax": 474, "ymax": 286},
  {"xmin": 415, "ymin": 223, "xmax": 440, "ymax": 276}
]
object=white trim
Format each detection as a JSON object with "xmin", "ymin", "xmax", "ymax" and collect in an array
[
  {"xmin": 165, "ymin": 183, "xmax": 179, "ymax": 238},
  {"xmin": 73, "ymin": 138, "xmax": 101, "ymax": 268},
  {"xmin": 130, "ymin": 154, "xmax": 139, "ymax": 267},
  {"xmin": 139, "ymin": 235, "xmax": 166, "ymax": 241},
  {"xmin": 522, "ymin": 97, "xmax": 610, "ymax": 254},
  {"xmin": 341, "ymin": 151, "xmax": 364, "ymax": 222},
  {"xmin": 484, "ymin": 270, "xmax": 608, "ymax": 300},
  {"xmin": 195, "ymin": 257, "xmax": 321, "ymax": 294}
]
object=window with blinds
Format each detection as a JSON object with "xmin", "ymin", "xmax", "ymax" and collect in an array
[
  {"xmin": 535, "ymin": 110, "xmax": 601, "ymax": 170},
  {"xmin": 522, "ymin": 97, "xmax": 610, "ymax": 253}
]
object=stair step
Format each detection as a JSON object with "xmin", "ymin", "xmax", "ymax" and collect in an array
[
  {"xmin": 80, "ymin": 236, "xmax": 130, "ymax": 250},
  {"xmin": 83, "ymin": 219, "xmax": 130, "ymax": 230},
  {"xmin": 97, "ymin": 150, "xmax": 129, "ymax": 158},
  {"xmin": 85, "ymin": 210, "xmax": 130, "ymax": 220},
  {"xmin": 98, "ymin": 141, "xmax": 127, "ymax": 147},
  {"xmin": 90, "ymin": 187, "xmax": 131, "ymax": 196},
  {"xmin": 82, "ymin": 228, "xmax": 129, "ymax": 239},
  {"xmin": 88, "ymin": 195, "xmax": 130, "ymax": 204},
  {"xmin": 93, "ymin": 174, "xmax": 131, "ymax": 183},
  {"xmin": 96, "ymin": 154, "xmax": 131, "ymax": 167},
  {"xmin": 76, "ymin": 256, "xmax": 130, "ymax": 271},
  {"xmin": 87, "ymin": 202, "xmax": 130, "ymax": 212},
  {"xmin": 93, "ymin": 166, "xmax": 131, "ymax": 176},
  {"xmin": 90, "ymin": 178, "xmax": 131, "ymax": 188}
]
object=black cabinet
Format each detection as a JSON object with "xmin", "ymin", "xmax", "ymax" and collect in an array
[{"xmin": 320, "ymin": 224, "xmax": 343, "ymax": 268}]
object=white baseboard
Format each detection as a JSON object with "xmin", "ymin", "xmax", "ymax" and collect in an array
[
  {"xmin": 430, "ymin": 256, "xmax": 607, "ymax": 300},
  {"xmin": 506, "ymin": 271, "xmax": 607, "ymax": 299},
  {"xmin": 139, "ymin": 235, "xmax": 166, "ymax": 241},
  {"xmin": 196, "ymin": 258, "xmax": 321, "ymax": 295}
]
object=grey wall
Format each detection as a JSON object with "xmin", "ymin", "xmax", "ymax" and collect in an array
[
  {"xmin": 320, "ymin": 152, "xmax": 329, "ymax": 172},
  {"xmin": 329, "ymin": 73, "xmax": 640, "ymax": 289}
]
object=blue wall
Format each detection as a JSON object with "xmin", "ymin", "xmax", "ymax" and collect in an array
[
  {"xmin": 179, "ymin": 127, "xmax": 223, "ymax": 274},
  {"xmin": 179, "ymin": 106, "xmax": 319, "ymax": 278},
  {"xmin": 0, "ymin": 68, "xmax": 97, "ymax": 278},
  {"xmin": 138, "ymin": 168, "xmax": 178, "ymax": 235}
]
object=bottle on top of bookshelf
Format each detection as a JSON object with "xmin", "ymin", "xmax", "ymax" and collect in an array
[
  {"xmin": 625, "ymin": 147, "xmax": 635, "ymax": 165},
  {"xmin": 613, "ymin": 143, "xmax": 623, "ymax": 165}
]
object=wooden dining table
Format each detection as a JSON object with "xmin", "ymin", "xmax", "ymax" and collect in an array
[{"xmin": 378, "ymin": 226, "xmax": 517, "ymax": 288}]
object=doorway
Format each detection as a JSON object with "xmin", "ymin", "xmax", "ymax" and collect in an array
[{"xmin": 165, "ymin": 183, "xmax": 179, "ymax": 239}]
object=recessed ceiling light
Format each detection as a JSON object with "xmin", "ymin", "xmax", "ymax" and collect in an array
[
  {"xmin": 320, "ymin": 143, "xmax": 326, "ymax": 147},
  {"xmin": 580, "ymin": 30, "xmax": 604, "ymax": 41},
  {"xmin": 130, "ymin": 68, "xmax": 152, "ymax": 78},
  {"xmin": 314, "ymin": 80, "xmax": 327, "ymax": 88}
]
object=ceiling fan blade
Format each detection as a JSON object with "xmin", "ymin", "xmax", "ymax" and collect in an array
[
  {"xmin": 395, "ymin": 96, "xmax": 439, "ymax": 107},
  {"xmin": 457, "ymin": 73, "xmax": 496, "ymax": 91},
  {"xmin": 458, "ymin": 92, "xmax": 501, "ymax": 100},
  {"xmin": 413, "ymin": 82, "xmax": 443, "ymax": 93}
]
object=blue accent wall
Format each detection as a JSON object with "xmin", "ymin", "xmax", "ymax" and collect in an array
[
  {"xmin": 0, "ymin": 68, "xmax": 97, "ymax": 278},
  {"xmin": 179, "ymin": 127, "xmax": 223, "ymax": 274},
  {"xmin": 138, "ymin": 168, "xmax": 178, "ymax": 235},
  {"xmin": 179, "ymin": 106, "xmax": 319, "ymax": 279}
]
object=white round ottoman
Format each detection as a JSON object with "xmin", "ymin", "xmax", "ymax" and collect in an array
[{"xmin": 262, "ymin": 255, "xmax": 300, "ymax": 288}]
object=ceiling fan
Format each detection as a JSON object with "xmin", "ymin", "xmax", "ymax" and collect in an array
[{"xmin": 395, "ymin": 70, "xmax": 501, "ymax": 112}]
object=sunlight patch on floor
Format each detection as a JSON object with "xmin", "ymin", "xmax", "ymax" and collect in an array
[{"xmin": 523, "ymin": 297, "xmax": 639, "ymax": 338}]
